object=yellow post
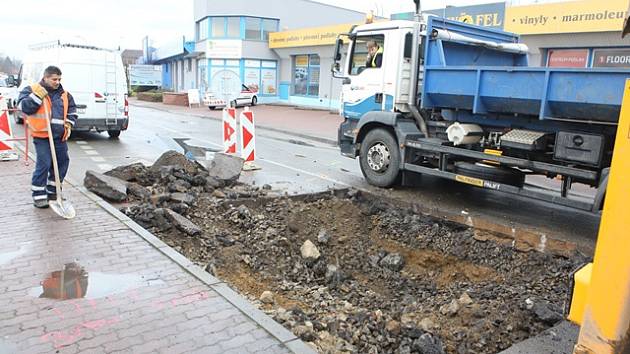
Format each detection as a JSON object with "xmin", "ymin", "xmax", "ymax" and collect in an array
[{"xmin": 572, "ymin": 79, "xmax": 630, "ymax": 353}]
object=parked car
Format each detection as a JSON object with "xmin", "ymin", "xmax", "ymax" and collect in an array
[
  {"xmin": 204, "ymin": 84, "xmax": 258, "ymax": 110},
  {"xmin": 0, "ymin": 76, "xmax": 19, "ymax": 116}
]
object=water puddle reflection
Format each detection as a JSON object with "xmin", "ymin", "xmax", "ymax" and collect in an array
[{"xmin": 29, "ymin": 262, "xmax": 164, "ymax": 300}]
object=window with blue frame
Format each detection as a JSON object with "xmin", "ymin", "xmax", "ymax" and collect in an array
[
  {"xmin": 197, "ymin": 18, "xmax": 208, "ymax": 41},
  {"xmin": 293, "ymin": 55, "xmax": 319, "ymax": 97},
  {"xmin": 212, "ymin": 17, "xmax": 225, "ymax": 38},
  {"xmin": 262, "ymin": 19, "xmax": 278, "ymax": 41},
  {"xmin": 227, "ymin": 17, "xmax": 240, "ymax": 38},
  {"xmin": 245, "ymin": 17, "xmax": 261, "ymax": 40},
  {"xmin": 198, "ymin": 16, "xmax": 278, "ymax": 40}
]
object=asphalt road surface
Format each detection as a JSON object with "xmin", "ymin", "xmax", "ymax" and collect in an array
[{"xmin": 10, "ymin": 104, "xmax": 600, "ymax": 254}]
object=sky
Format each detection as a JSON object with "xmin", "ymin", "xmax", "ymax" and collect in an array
[{"xmin": 0, "ymin": 0, "xmax": 551, "ymax": 60}]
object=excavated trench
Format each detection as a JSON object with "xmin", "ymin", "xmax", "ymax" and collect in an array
[
  {"xmin": 107, "ymin": 153, "xmax": 586, "ymax": 354},
  {"xmin": 127, "ymin": 191, "xmax": 585, "ymax": 354}
]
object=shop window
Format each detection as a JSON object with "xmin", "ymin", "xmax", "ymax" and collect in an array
[
  {"xmin": 293, "ymin": 54, "xmax": 319, "ymax": 97},
  {"xmin": 187, "ymin": 58, "xmax": 192, "ymax": 72},
  {"xmin": 245, "ymin": 17, "xmax": 261, "ymax": 40},
  {"xmin": 227, "ymin": 17, "xmax": 240, "ymax": 38},
  {"xmin": 349, "ymin": 35, "xmax": 384, "ymax": 75},
  {"xmin": 198, "ymin": 18, "xmax": 208, "ymax": 41},
  {"xmin": 262, "ymin": 19, "xmax": 278, "ymax": 41},
  {"xmin": 212, "ymin": 17, "xmax": 225, "ymax": 38}
]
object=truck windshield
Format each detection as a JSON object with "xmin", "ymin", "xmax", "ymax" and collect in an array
[{"xmin": 349, "ymin": 35, "xmax": 384, "ymax": 75}]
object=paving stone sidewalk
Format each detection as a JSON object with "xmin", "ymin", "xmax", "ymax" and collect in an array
[{"xmin": 0, "ymin": 160, "xmax": 315, "ymax": 354}]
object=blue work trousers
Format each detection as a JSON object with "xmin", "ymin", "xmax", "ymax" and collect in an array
[{"xmin": 31, "ymin": 138, "xmax": 69, "ymax": 201}]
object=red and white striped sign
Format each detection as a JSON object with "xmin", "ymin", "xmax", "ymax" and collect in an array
[
  {"xmin": 222, "ymin": 107, "xmax": 237, "ymax": 154},
  {"xmin": 239, "ymin": 107, "xmax": 256, "ymax": 162},
  {"xmin": 0, "ymin": 97, "xmax": 18, "ymax": 161}
]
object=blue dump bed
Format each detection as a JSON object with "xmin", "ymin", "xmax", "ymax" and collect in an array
[{"xmin": 420, "ymin": 18, "xmax": 630, "ymax": 124}]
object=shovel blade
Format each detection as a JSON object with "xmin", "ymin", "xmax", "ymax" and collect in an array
[{"xmin": 50, "ymin": 200, "xmax": 76, "ymax": 219}]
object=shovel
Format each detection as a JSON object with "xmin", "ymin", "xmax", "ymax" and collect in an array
[{"xmin": 43, "ymin": 103, "xmax": 76, "ymax": 219}]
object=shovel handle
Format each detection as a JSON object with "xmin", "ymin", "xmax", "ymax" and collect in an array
[{"xmin": 43, "ymin": 103, "xmax": 63, "ymax": 203}]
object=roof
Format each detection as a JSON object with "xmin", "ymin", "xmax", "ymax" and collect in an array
[{"xmin": 121, "ymin": 49, "xmax": 143, "ymax": 58}]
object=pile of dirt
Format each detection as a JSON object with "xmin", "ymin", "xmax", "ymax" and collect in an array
[{"xmin": 119, "ymin": 170, "xmax": 587, "ymax": 354}]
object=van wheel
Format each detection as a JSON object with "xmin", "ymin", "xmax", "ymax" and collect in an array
[
  {"xmin": 251, "ymin": 96, "xmax": 257, "ymax": 106},
  {"xmin": 107, "ymin": 130, "xmax": 121, "ymax": 139},
  {"xmin": 359, "ymin": 128, "xmax": 401, "ymax": 187}
]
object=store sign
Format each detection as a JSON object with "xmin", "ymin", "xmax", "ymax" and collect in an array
[
  {"xmin": 205, "ymin": 40, "xmax": 242, "ymax": 59},
  {"xmin": 593, "ymin": 49, "xmax": 630, "ymax": 68},
  {"xmin": 547, "ymin": 49, "xmax": 589, "ymax": 67},
  {"xmin": 505, "ymin": 0, "xmax": 627, "ymax": 35},
  {"xmin": 424, "ymin": 2, "xmax": 505, "ymax": 29},
  {"xmin": 269, "ymin": 23, "xmax": 355, "ymax": 49},
  {"xmin": 129, "ymin": 65, "xmax": 162, "ymax": 86}
]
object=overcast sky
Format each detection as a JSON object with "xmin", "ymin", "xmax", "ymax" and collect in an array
[{"xmin": 0, "ymin": 0, "xmax": 550, "ymax": 60}]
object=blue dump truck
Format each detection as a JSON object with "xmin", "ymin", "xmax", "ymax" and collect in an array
[{"xmin": 332, "ymin": 16, "xmax": 630, "ymax": 212}]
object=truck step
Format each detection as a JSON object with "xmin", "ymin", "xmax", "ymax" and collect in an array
[{"xmin": 500, "ymin": 129, "xmax": 548, "ymax": 151}]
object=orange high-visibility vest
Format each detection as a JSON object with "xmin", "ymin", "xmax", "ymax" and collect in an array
[{"xmin": 26, "ymin": 88, "xmax": 68, "ymax": 138}]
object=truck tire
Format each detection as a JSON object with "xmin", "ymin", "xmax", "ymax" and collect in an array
[
  {"xmin": 359, "ymin": 128, "xmax": 401, "ymax": 187},
  {"xmin": 454, "ymin": 162, "xmax": 525, "ymax": 187},
  {"xmin": 107, "ymin": 130, "xmax": 121, "ymax": 139}
]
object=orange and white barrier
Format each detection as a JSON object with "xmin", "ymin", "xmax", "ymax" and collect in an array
[
  {"xmin": 0, "ymin": 96, "xmax": 19, "ymax": 161},
  {"xmin": 239, "ymin": 107, "xmax": 255, "ymax": 162},
  {"xmin": 222, "ymin": 107, "xmax": 237, "ymax": 154},
  {"xmin": 239, "ymin": 107, "xmax": 260, "ymax": 170}
]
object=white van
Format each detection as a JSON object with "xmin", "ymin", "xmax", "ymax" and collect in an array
[{"xmin": 17, "ymin": 42, "xmax": 129, "ymax": 138}]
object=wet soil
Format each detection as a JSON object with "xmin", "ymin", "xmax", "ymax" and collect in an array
[{"xmin": 125, "ymin": 190, "xmax": 587, "ymax": 354}]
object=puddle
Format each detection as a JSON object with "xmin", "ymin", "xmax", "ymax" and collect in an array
[
  {"xmin": 0, "ymin": 247, "xmax": 27, "ymax": 266},
  {"xmin": 29, "ymin": 262, "xmax": 164, "ymax": 300}
]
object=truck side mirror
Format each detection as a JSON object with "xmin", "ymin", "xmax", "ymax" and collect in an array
[
  {"xmin": 6, "ymin": 75, "xmax": 15, "ymax": 87},
  {"xmin": 334, "ymin": 38, "xmax": 343, "ymax": 62}
]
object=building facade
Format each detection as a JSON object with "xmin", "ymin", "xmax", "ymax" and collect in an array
[
  {"xmin": 150, "ymin": 0, "xmax": 630, "ymax": 110},
  {"xmin": 188, "ymin": 0, "xmax": 367, "ymax": 107}
]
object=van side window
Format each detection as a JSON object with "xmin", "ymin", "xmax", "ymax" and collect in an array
[{"xmin": 349, "ymin": 35, "xmax": 385, "ymax": 75}]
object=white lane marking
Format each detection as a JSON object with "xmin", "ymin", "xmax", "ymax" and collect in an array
[
  {"xmin": 261, "ymin": 158, "xmax": 351, "ymax": 188},
  {"xmin": 84, "ymin": 150, "xmax": 99, "ymax": 156},
  {"xmin": 76, "ymin": 141, "xmax": 87, "ymax": 145},
  {"xmin": 97, "ymin": 164, "xmax": 113, "ymax": 171},
  {"xmin": 90, "ymin": 156, "xmax": 106, "ymax": 162},
  {"xmin": 186, "ymin": 137, "xmax": 352, "ymax": 187},
  {"xmin": 79, "ymin": 145, "xmax": 94, "ymax": 150}
]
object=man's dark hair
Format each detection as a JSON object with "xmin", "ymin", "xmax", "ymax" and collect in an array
[{"xmin": 44, "ymin": 66, "xmax": 62, "ymax": 77}]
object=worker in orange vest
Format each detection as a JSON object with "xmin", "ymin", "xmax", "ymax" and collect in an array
[{"xmin": 18, "ymin": 66, "xmax": 77, "ymax": 208}]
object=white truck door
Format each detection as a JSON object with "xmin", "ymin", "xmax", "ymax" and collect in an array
[{"xmin": 342, "ymin": 33, "xmax": 390, "ymax": 120}]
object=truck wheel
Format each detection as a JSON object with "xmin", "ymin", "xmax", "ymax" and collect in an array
[
  {"xmin": 251, "ymin": 96, "xmax": 257, "ymax": 106},
  {"xmin": 454, "ymin": 162, "xmax": 525, "ymax": 187},
  {"xmin": 107, "ymin": 130, "xmax": 121, "ymax": 139},
  {"xmin": 359, "ymin": 128, "xmax": 401, "ymax": 187}
]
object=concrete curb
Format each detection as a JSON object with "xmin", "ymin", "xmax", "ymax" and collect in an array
[
  {"xmin": 130, "ymin": 101, "xmax": 338, "ymax": 146},
  {"xmin": 15, "ymin": 143, "xmax": 317, "ymax": 354}
]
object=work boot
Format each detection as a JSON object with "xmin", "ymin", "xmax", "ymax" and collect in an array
[{"xmin": 33, "ymin": 199, "xmax": 49, "ymax": 208}]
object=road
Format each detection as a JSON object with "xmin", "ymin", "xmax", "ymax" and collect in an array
[{"xmin": 10, "ymin": 104, "xmax": 600, "ymax": 254}]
